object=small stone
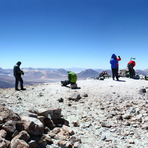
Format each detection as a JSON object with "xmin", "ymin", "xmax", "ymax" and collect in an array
[
  {"xmin": 45, "ymin": 135, "xmax": 53, "ymax": 145},
  {"xmin": 58, "ymin": 98, "xmax": 64, "ymax": 102},
  {"xmin": 83, "ymin": 94, "xmax": 88, "ymax": 97},
  {"xmin": 129, "ymin": 139, "xmax": 135, "ymax": 144},
  {"xmin": 72, "ymin": 121, "xmax": 79, "ymax": 127},
  {"xmin": 101, "ymin": 122, "xmax": 112, "ymax": 128}
]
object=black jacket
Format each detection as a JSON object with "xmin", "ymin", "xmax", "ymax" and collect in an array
[{"xmin": 13, "ymin": 65, "xmax": 22, "ymax": 77}]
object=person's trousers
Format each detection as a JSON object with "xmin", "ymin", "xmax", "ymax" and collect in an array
[
  {"xmin": 112, "ymin": 68, "xmax": 119, "ymax": 80},
  {"xmin": 15, "ymin": 76, "xmax": 23, "ymax": 90},
  {"xmin": 128, "ymin": 64, "xmax": 134, "ymax": 78},
  {"xmin": 61, "ymin": 80, "xmax": 75, "ymax": 86}
]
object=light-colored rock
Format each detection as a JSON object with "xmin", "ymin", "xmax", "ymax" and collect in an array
[
  {"xmin": 11, "ymin": 131, "xmax": 30, "ymax": 148},
  {"xmin": 62, "ymin": 125, "xmax": 74, "ymax": 135},
  {"xmin": 0, "ymin": 129, "xmax": 7, "ymax": 138}
]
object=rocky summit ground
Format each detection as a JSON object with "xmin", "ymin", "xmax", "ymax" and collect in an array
[{"xmin": 0, "ymin": 77, "xmax": 148, "ymax": 148}]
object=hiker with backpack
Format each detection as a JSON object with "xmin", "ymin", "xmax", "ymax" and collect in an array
[
  {"xmin": 61, "ymin": 71, "xmax": 77, "ymax": 88},
  {"xmin": 127, "ymin": 59, "xmax": 136, "ymax": 78},
  {"xmin": 110, "ymin": 54, "xmax": 119, "ymax": 81}
]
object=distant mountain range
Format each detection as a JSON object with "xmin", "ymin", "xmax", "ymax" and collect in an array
[{"xmin": 0, "ymin": 67, "xmax": 148, "ymax": 88}]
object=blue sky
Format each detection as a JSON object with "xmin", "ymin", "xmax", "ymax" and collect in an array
[{"xmin": 0, "ymin": 0, "xmax": 148, "ymax": 70}]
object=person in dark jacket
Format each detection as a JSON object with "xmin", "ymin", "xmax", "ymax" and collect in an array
[
  {"xmin": 127, "ymin": 60, "xmax": 136, "ymax": 78},
  {"xmin": 13, "ymin": 61, "xmax": 26, "ymax": 91},
  {"xmin": 110, "ymin": 54, "xmax": 119, "ymax": 80}
]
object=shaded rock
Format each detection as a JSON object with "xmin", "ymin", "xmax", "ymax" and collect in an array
[
  {"xmin": 2, "ymin": 120, "xmax": 16, "ymax": 134},
  {"xmin": 47, "ymin": 131, "xmax": 56, "ymax": 138},
  {"xmin": 83, "ymin": 94, "xmax": 88, "ymax": 97},
  {"xmin": 139, "ymin": 88, "xmax": 146, "ymax": 94},
  {"xmin": 28, "ymin": 140, "xmax": 38, "ymax": 148},
  {"xmin": 123, "ymin": 114, "xmax": 132, "ymax": 120},
  {"xmin": 101, "ymin": 122, "xmax": 112, "ymax": 128},
  {"xmin": 0, "ymin": 105, "xmax": 20, "ymax": 124},
  {"xmin": 21, "ymin": 116, "xmax": 44, "ymax": 136},
  {"xmin": 11, "ymin": 131, "xmax": 30, "ymax": 148},
  {"xmin": 52, "ymin": 118, "xmax": 69, "ymax": 127},
  {"xmin": 37, "ymin": 108, "xmax": 62, "ymax": 119},
  {"xmin": 0, "ymin": 129, "xmax": 7, "ymax": 138},
  {"xmin": 44, "ymin": 126, "xmax": 50, "ymax": 133},
  {"xmin": 72, "ymin": 121, "xmax": 79, "ymax": 127},
  {"xmin": 57, "ymin": 98, "xmax": 64, "ymax": 102},
  {"xmin": 0, "ymin": 136, "xmax": 10, "ymax": 148},
  {"xmin": 142, "ymin": 123, "xmax": 148, "ymax": 130},
  {"xmin": 44, "ymin": 118, "xmax": 55, "ymax": 129},
  {"xmin": 68, "ymin": 93, "xmax": 81, "ymax": 101},
  {"xmin": 69, "ymin": 136, "xmax": 81, "ymax": 145},
  {"xmin": 44, "ymin": 135, "xmax": 53, "ymax": 145},
  {"xmin": 116, "ymin": 115, "xmax": 123, "ymax": 120},
  {"xmin": 58, "ymin": 141, "xmax": 67, "ymax": 147},
  {"xmin": 11, "ymin": 139, "xmax": 29, "ymax": 148}
]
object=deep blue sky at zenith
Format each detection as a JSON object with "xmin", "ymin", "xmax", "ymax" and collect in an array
[{"xmin": 0, "ymin": 0, "xmax": 148, "ymax": 70}]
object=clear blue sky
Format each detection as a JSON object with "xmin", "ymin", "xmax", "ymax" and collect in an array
[{"xmin": 0, "ymin": 0, "xmax": 148, "ymax": 70}]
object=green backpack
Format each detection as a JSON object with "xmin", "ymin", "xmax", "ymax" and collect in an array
[{"xmin": 68, "ymin": 71, "xmax": 77, "ymax": 83}]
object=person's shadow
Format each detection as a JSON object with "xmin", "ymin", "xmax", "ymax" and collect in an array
[
  {"xmin": 117, "ymin": 80, "xmax": 126, "ymax": 82},
  {"xmin": 61, "ymin": 85, "xmax": 81, "ymax": 89}
]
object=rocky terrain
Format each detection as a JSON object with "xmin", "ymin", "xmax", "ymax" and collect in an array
[{"xmin": 0, "ymin": 78, "xmax": 148, "ymax": 147}]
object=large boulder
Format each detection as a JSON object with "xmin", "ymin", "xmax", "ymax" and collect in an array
[
  {"xmin": 0, "ymin": 105, "xmax": 20, "ymax": 124},
  {"xmin": 21, "ymin": 116, "xmax": 44, "ymax": 136},
  {"xmin": 36, "ymin": 108, "xmax": 62, "ymax": 119}
]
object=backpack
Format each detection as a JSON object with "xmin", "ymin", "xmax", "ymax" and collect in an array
[{"xmin": 68, "ymin": 71, "xmax": 77, "ymax": 83}]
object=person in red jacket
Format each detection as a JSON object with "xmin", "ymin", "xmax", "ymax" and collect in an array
[
  {"xmin": 116, "ymin": 56, "xmax": 121, "ymax": 68},
  {"xmin": 127, "ymin": 60, "xmax": 136, "ymax": 78}
]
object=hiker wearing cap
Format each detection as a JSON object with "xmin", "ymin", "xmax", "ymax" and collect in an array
[
  {"xmin": 127, "ymin": 60, "xmax": 136, "ymax": 78},
  {"xmin": 110, "ymin": 54, "xmax": 119, "ymax": 81},
  {"xmin": 61, "ymin": 71, "xmax": 77, "ymax": 88},
  {"xmin": 13, "ymin": 61, "xmax": 26, "ymax": 91}
]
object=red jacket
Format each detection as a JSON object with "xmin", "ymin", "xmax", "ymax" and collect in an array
[
  {"xmin": 128, "ymin": 60, "xmax": 136, "ymax": 67},
  {"xmin": 117, "ymin": 57, "xmax": 121, "ymax": 67}
]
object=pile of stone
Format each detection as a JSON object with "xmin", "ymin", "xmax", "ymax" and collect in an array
[
  {"xmin": 0, "ymin": 105, "xmax": 81, "ymax": 148},
  {"xmin": 118, "ymin": 68, "xmax": 129, "ymax": 77}
]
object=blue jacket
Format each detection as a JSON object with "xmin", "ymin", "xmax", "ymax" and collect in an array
[{"xmin": 110, "ymin": 54, "xmax": 118, "ymax": 69}]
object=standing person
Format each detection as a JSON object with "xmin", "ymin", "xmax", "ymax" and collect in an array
[
  {"xmin": 127, "ymin": 60, "xmax": 136, "ymax": 78},
  {"xmin": 110, "ymin": 54, "xmax": 119, "ymax": 80},
  {"xmin": 61, "ymin": 71, "xmax": 77, "ymax": 87},
  {"xmin": 13, "ymin": 61, "xmax": 26, "ymax": 91}
]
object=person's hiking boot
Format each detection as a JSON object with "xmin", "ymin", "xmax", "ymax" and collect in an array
[
  {"xmin": 15, "ymin": 89, "xmax": 20, "ymax": 91},
  {"xmin": 21, "ymin": 88, "xmax": 26, "ymax": 90}
]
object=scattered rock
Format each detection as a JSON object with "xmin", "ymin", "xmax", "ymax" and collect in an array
[
  {"xmin": 139, "ymin": 88, "xmax": 146, "ymax": 94},
  {"xmin": 68, "ymin": 93, "xmax": 81, "ymax": 101},
  {"xmin": 57, "ymin": 98, "xmax": 64, "ymax": 102}
]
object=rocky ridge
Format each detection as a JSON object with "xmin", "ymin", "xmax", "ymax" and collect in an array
[{"xmin": 0, "ymin": 78, "xmax": 148, "ymax": 147}]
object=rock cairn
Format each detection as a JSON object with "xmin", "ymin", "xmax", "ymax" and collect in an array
[{"xmin": 0, "ymin": 104, "xmax": 81, "ymax": 148}]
